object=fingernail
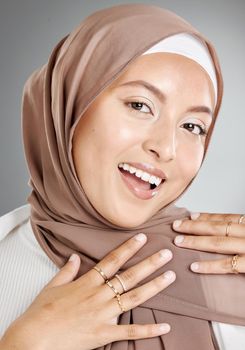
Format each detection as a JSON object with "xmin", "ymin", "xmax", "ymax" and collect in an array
[
  {"xmin": 163, "ymin": 270, "xmax": 176, "ymax": 280},
  {"xmin": 69, "ymin": 253, "xmax": 77, "ymax": 262},
  {"xmin": 135, "ymin": 233, "xmax": 146, "ymax": 242},
  {"xmin": 158, "ymin": 323, "xmax": 171, "ymax": 332},
  {"xmin": 191, "ymin": 212, "xmax": 200, "ymax": 220},
  {"xmin": 173, "ymin": 220, "xmax": 182, "ymax": 229},
  {"xmin": 159, "ymin": 249, "xmax": 172, "ymax": 259},
  {"xmin": 174, "ymin": 235, "xmax": 184, "ymax": 245},
  {"xmin": 190, "ymin": 262, "xmax": 199, "ymax": 271}
]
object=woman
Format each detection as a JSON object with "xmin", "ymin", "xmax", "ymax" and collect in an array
[{"xmin": 0, "ymin": 3, "xmax": 245, "ymax": 350}]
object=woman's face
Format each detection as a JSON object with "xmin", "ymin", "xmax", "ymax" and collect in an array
[{"xmin": 72, "ymin": 53, "xmax": 215, "ymax": 228}]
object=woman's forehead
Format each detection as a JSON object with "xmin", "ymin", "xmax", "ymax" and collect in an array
[
  {"xmin": 108, "ymin": 53, "xmax": 215, "ymax": 106},
  {"xmin": 111, "ymin": 53, "xmax": 212, "ymax": 85}
]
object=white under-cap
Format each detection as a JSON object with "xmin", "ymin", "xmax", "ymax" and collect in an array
[{"xmin": 142, "ymin": 33, "xmax": 217, "ymax": 106}]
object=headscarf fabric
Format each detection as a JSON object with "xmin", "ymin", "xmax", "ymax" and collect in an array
[{"xmin": 21, "ymin": 4, "xmax": 245, "ymax": 349}]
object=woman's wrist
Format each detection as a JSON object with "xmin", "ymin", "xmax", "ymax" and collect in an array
[{"xmin": 0, "ymin": 320, "xmax": 40, "ymax": 350}]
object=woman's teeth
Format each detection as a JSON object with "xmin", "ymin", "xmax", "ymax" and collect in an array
[{"xmin": 118, "ymin": 162, "xmax": 162, "ymax": 187}]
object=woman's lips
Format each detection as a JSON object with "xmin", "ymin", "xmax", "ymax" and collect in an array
[{"xmin": 118, "ymin": 168, "xmax": 164, "ymax": 200}]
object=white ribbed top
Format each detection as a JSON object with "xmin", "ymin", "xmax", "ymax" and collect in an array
[
  {"xmin": 1, "ymin": 204, "xmax": 245, "ymax": 349},
  {"xmin": 0, "ymin": 205, "xmax": 59, "ymax": 337}
]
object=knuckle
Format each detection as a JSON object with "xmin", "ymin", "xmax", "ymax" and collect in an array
[
  {"xmin": 213, "ymin": 236, "xmax": 226, "ymax": 249},
  {"xmin": 149, "ymin": 254, "xmax": 161, "ymax": 267},
  {"xmin": 185, "ymin": 236, "xmax": 195, "ymax": 246},
  {"xmin": 127, "ymin": 325, "xmax": 138, "ymax": 338},
  {"xmin": 128, "ymin": 290, "xmax": 141, "ymax": 305},
  {"xmin": 154, "ymin": 276, "xmax": 165, "ymax": 289},
  {"xmin": 212, "ymin": 221, "xmax": 221, "ymax": 229},
  {"xmin": 210, "ymin": 222, "xmax": 220, "ymax": 233},
  {"xmin": 104, "ymin": 251, "xmax": 120, "ymax": 266},
  {"xmin": 127, "ymin": 238, "xmax": 138, "ymax": 250},
  {"xmin": 202, "ymin": 213, "xmax": 210, "ymax": 220},
  {"xmin": 201, "ymin": 262, "xmax": 211, "ymax": 273},
  {"xmin": 222, "ymin": 258, "xmax": 232, "ymax": 272},
  {"xmin": 146, "ymin": 325, "xmax": 155, "ymax": 337},
  {"xmin": 122, "ymin": 268, "xmax": 135, "ymax": 285},
  {"xmin": 183, "ymin": 221, "xmax": 191, "ymax": 230},
  {"xmin": 223, "ymin": 213, "xmax": 232, "ymax": 221}
]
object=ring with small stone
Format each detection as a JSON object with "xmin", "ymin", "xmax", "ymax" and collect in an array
[
  {"xmin": 225, "ymin": 221, "xmax": 232, "ymax": 237},
  {"xmin": 238, "ymin": 214, "xmax": 245, "ymax": 224},
  {"xmin": 231, "ymin": 254, "xmax": 239, "ymax": 274}
]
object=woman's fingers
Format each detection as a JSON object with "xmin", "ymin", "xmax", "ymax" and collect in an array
[
  {"xmin": 173, "ymin": 216, "xmax": 245, "ymax": 275},
  {"xmin": 190, "ymin": 212, "xmax": 244, "ymax": 224},
  {"xmin": 106, "ymin": 270, "xmax": 176, "ymax": 319},
  {"xmin": 45, "ymin": 253, "xmax": 81, "ymax": 289},
  {"xmin": 173, "ymin": 219, "xmax": 245, "ymax": 238},
  {"xmin": 78, "ymin": 233, "xmax": 148, "ymax": 287},
  {"xmin": 100, "ymin": 248, "xmax": 173, "ymax": 300},
  {"xmin": 174, "ymin": 235, "xmax": 245, "ymax": 254},
  {"xmin": 190, "ymin": 255, "xmax": 245, "ymax": 274},
  {"xmin": 102, "ymin": 322, "xmax": 171, "ymax": 343}
]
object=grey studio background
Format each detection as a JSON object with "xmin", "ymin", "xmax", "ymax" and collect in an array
[{"xmin": 0, "ymin": 0, "xmax": 244, "ymax": 217}]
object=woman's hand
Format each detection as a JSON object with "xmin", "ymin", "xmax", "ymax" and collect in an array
[
  {"xmin": 172, "ymin": 212, "xmax": 245, "ymax": 274},
  {"xmin": 0, "ymin": 233, "xmax": 175, "ymax": 350}
]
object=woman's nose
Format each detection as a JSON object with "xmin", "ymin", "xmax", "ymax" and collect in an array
[{"xmin": 143, "ymin": 124, "xmax": 177, "ymax": 161}]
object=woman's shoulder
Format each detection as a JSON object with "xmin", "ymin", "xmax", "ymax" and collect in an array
[
  {"xmin": 0, "ymin": 203, "xmax": 59, "ymax": 268},
  {"xmin": 0, "ymin": 204, "xmax": 31, "ymax": 242},
  {"xmin": 0, "ymin": 203, "xmax": 59, "ymax": 338}
]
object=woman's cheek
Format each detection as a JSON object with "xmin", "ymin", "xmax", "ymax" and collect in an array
[
  {"xmin": 103, "ymin": 122, "xmax": 142, "ymax": 152},
  {"xmin": 179, "ymin": 141, "xmax": 204, "ymax": 178}
]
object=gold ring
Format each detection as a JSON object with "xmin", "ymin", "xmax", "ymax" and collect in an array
[
  {"xmin": 115, "ymin": 274, "xmax": 127, "ymax": 292},
  {"xmin": 238, "ymin": 214, "xmax": 245, "ymax": 224},
  {"xmin": 225, "ymin": 221, "xmax": 232, "ymax": 237},
  {"xmin": 105, "ymin": 279, "xmax": 120, "ymax": 296},
  {"xmin": 231, "ymin": 255, "xmax": 239, "ymax": 274},
  {"xmin": 92, "ymin": 266, "xmax": 108, "ymax": 282},
  {"xmin": 105, "ymin": 279, "xmax": 126, "ymax": 313},
  {"xmin": 115, "ymin": 293, "xmax": 126, "ymax": 313}
]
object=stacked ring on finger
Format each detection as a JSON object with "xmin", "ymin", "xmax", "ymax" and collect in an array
[
  {"xmin": 231, "ymin": 255, "xmax": 239, "ymax": 274},
  {"xmin": 225, "ymin": 221, "xmax": 232, "ymax": 237},
  {"xmin": 221, "ymin": 224, "xmax": 240, "ymax": 274},
  {"xmin": 105, "ymin": 279, "xmax": 126, "ymax": 313},
  {"xmin": 115, "ymin": 273, "xmax": 127, "ymax": 292},
  {"xmin": 93, "ymin": 265, "xmax": 109, "ymax": 282},
  {"xmin": 238, "ymin": 214, "xmax": 245, "ymax": 224},
  {"xmin": 93, "ymin": 266, "xmax": 126, "ymax": 313}
]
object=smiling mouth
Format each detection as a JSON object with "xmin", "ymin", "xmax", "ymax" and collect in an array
[{"xmin": 118, "ymin": 166, "xmax": 165, "ymax": 200}]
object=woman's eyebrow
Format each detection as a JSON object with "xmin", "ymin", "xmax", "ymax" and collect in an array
[
  {"xmin": 117, "ymin": 79, "xmax": 213, "ymax": 118},
  {"xmin": 118, "ymin": 79, "xmax": 166, "ymax": 103},
  {"xmin": 187, "ymin": 106, "xmax": 213, "ymax": 119}
]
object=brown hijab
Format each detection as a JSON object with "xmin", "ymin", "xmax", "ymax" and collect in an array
[{"xmin": 21, "ymin": 4, "xmax": 245, "ymax": 349}]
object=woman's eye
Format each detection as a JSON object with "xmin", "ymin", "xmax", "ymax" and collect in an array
[
  {"xmin": 182, "ymin": 123, "xmax": 207, "ymax": 136},
  {"xmin": 126, "ymin": 101, "xmax": 153, "ymax": 115}
]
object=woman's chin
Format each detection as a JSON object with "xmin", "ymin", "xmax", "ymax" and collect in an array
[
  {"xmin": 108, "ymin": 217, "xmax": 147, "ymax": 229},
  {"xmin": 104, "ymin": 209, "xmax": 154, "ymax": 229}
]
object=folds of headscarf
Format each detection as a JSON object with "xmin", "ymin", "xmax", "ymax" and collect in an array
[{"xmin": 21, "ymin": 4, "xmax": 245, "ymax": 350}]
